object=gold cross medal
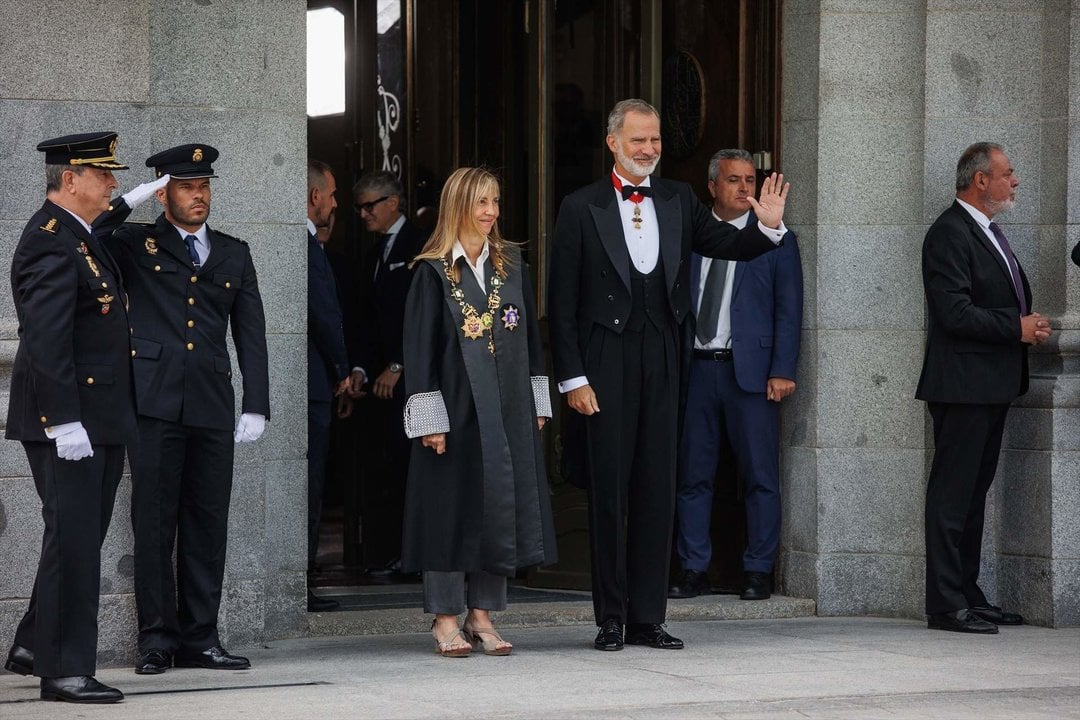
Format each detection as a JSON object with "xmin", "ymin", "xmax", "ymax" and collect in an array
[
  {"xmin": 462, "ymin": 313, "xmax": 484, "ymax": 340},
  {"xmin": 501, "ymin": 304, "xmax": 520, "ymax": 330},
  {"xmin": 97, "ymin": 293, "xmax": 114, "ymax": 315}
]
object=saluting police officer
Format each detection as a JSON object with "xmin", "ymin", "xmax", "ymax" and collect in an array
[
  {"xmin": 3, "ymin": 132, "xmax": 165, "ymax": 703},
  {"xmin": 103, "ymin": 144, "xmax": 270, "ymax": 675}
]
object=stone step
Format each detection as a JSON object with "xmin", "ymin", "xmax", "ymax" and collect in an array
[{"xmin": 306, "ymin": 588, "xmax": 817, "ymax": 637}]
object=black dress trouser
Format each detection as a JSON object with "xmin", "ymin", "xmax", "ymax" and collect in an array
[
  {"xmin": 131, "ymin": 416, "xmax": 234, "ymax": 654},
  {"xmin": 585, "ymin": 319, "xmax": 680, "ymax": 626},
  {"xmin": 14, "ymin": 442, "xmax": 124, "ymax": 678},
  {"xmin": 924, "ymin": 401, "xmax": 1009, "ymax": 615}
]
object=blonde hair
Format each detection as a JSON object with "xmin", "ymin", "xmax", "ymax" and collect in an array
[{"xmin": 412, "ymin": 167, "xmax": 513, "ymax": 282}]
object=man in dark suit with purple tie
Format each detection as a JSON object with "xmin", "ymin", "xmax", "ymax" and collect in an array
[{"xmin": 917, "ymin": 142, "xmax": 1051, "ymax": 634}]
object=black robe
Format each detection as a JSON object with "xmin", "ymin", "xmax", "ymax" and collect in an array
[{"xmin": 401, "ymin": 247, "xmax": 557, "ymax": 575}]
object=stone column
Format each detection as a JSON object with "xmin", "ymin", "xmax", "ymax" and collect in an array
[
  {"xmin": 780, "ymin": 0, "xmax": 1079, "ymax": 626},
  {"xmin": 0, "ymin": 0, "xmax": 310, "ymax": 663}
]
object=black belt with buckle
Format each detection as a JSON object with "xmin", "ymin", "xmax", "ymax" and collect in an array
[{"xmin": 693, "ymin": 348, "xmax": 733, "ymax": 362}]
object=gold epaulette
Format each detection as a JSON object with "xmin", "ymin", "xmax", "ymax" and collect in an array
[{"xmin": 39, "ymin": 218, "xmax": 58, "ymax": 234}]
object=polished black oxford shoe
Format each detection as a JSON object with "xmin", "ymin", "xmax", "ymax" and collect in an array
[
  {"xmin": 625, "ymin": 623, "xmax": 685, "ymax": 649},
  {"xmin": 40, "ymin": 675, "xmax": 123, "ymax": 704},
  {"xmin": 970, "ymin": 604, "xmax": 1023, "ymax": 626},
  {"xmin": 307, "ymin": 590, "xmax": 341, "ymax": 612},
  {"xmin": 174, "ymin": 645, "xmax": 250, "ymax": 670},
  {"xmin": 740, "ymin": 571, "xmax": 773, "ymax": 601},
  {"xmin": 668, "ymin": 569, "xmax": 710, "ymax": 599},
  {"xmin": 594, "ymin": 619, "xmax": 624, "ymax": 651},
  {"xmin": 4, "ymin": 644, "xmax": 33, "ymax": 676},
  {"xmin": 927, "ymin": 608, "xmax": 999, "ymax": 634},
  {"xmin": 134, "ymin": 648, "xmax": 172, "ymax": 675}
]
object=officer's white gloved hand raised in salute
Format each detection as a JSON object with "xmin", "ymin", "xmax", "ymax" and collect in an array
[
  {"xmin": 234, "ymin": 412, "xmax": 266, "ymax": 443},
  {"xmin": 121, "ymin": 173, "xmax": 171, "ymax": 208}
]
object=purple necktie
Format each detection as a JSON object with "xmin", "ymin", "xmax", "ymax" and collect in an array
[{"xmin": 987, "ymin": 222, "xmax": 1027, "ymax": 316}]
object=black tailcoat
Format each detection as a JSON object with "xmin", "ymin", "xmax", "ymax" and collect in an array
[{"xmin": 547, "ymin": 175, "xmax": 778, "ymax": 625}]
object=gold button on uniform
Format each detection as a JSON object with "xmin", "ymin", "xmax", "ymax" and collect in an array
[
  {"xmin": 190, "ymin": 276, "xmax": 198, "ymax": 283},
  {"xmin": 188, "ymin": 298, "xmax": 195, "ymax": 305},
  {"xmin": 86, "ymin": 377, "xmax": 94, "ymax": 385},
  {"xmin": 186, "ymin": 342, "xmax": 194, "ymax": 351},
  {"xmin": 101, "ymin": 282, "xmax": 108, "ymax": 288},
  {"xmin": 40, "ymin": 416, "xmax": 47, "ymax": 423},
  {"xmin": 187, "ymin": 320, "xmax": 195, "ymax": 328},
  {"xmin": 225, "ymin": 281, "xmax": 231, "ymax": 288},
  {"xmin": 154, "ymin": 265, "xmax": 161, "ymax": 272},
  {"xmin": 131, "ymin": 350, "xmax": 137, "ymax": 357}
]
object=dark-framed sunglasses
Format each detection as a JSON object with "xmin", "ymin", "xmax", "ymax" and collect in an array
[{"xmin": 354, "ymin": 195, "xmax": 390, "ymax": 214}]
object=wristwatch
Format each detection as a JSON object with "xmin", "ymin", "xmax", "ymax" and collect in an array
[{"xmin": 388, "ymin": 362, "xmax": 404, "ymax": 373}]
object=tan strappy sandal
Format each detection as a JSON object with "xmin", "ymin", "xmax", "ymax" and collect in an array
[
  {"xmin": 432, "ymin": 620, "xmax": 472, "ymax": 657},
  {"xmin": 462, "ymin": 621, "xmax": 513, "ymax": 656}
]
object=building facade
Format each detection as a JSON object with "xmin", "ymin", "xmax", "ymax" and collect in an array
[{"xmin": 0, "ymin": 0, "xmax": 1075, "ymax": 665}]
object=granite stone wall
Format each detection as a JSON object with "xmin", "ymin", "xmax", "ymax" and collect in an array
[
  {"xmin": 0, "ymin": 0, "xmax": 310, "ymax": 664},
  {"xmin": 780, "ymin": 0, "xmax": 1079, "ymax": 626}
]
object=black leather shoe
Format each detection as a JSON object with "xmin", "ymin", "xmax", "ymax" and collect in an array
[
  {"xmin": 174, "ymin": 646, "xmax": 250, "ymax": 670},
  {"xmin": 927, "ymin": 609, "xmax": 999, "ymax": 634},
  {"xmin": 40, "ymin": 676, "xmax": 123, "ymax": 704},
  {"xmin": 668, "ymin": 570, "xmax": 710, "ymax": 599},
  {"xmin": 625, "ymin": 623, "xmax": 685, "ymax": 649},
  {"xmin": 134, "ymin": 648, "xmax": 172, "ymax": 675},
  {"xmin": 594, "ymin": 619, "xmax": 624, "ymax": 651},
  {"xmin": 4, "ymin": 644, "xmax": 33, "ymax": 676},
  {"xmin": 970, "ymin": 604, "xmax": 1023, "ymax": 626},
  {"xmin": 307, "ymin": 590, "xmax": 340, "ymax": 612},
  {"xmin": 740, "ymin": 571, "xmax": 773, "ymax": 600}
]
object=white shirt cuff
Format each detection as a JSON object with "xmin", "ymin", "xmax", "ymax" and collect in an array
[
  {"xmin": 757, "ymin": 220, "xmax": 787, "ymax": 244},
  {"xmin": 44, "ymin": 421, "xmax": 83, "ymax": 439},
  {"xmin": 557, "ymin": 376, "xmax": 589, "ymax": 394}
]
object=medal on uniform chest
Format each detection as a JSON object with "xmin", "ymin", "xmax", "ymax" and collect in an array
[
  {"xmin": 462, "ymin": 313, "xmax": 484, "ymax": 340},
  {"xmin": 97, "ymin": 293, "xmax": 114, "ymax": 315},
  {"xmin": 145, "ymin": 237, "xmax": 158, "ymax": 255},
  {"xmin": 77, "ymin": 241, "xmax": 88, "ymax": 255},
  {"xmin": 612, "ymin": 171, "xmax": 646, "ymax": 229},
  {"xmin": 501, "ymin": 304, "xmax": 520, "ymax": 330}
]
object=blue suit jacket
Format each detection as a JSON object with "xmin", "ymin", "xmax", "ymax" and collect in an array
[
  {"xmin": 689, "ymin": 211, "xmax": 803, "ymax": 393},
  {"xmin": 308, "ymin": 231, "xmax": 349, "ymax": 404}
]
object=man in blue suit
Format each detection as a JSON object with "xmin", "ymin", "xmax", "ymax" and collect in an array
[
  {"xmin": 306, "ymin": 159, "xmax": 354, "ymax": 612},
  {"xmin": 669, "ymin": 149, "xmax": 803, "ymax": 601}
]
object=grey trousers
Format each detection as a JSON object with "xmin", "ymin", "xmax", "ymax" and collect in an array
[{"xmin": 423, "ymin": 571, "xmax": 507, "ymax": 615}]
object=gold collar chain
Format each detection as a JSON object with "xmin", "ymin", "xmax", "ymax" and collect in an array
[{"xmin": 441, "ymin": 258, "xmax": 502, "ymax": 355}]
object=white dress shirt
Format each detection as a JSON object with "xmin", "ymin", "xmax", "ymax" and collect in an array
[
  {"xmin": 172, "ymin": 222, "xmax": 210, "ymax": 265},
  {"xmin": 452, "ymin": 239, "xmax": 490, "ymax": 290},
  {"xmin": 954, "ymin": 197, "xmax": 1019, "ymax": 294}
]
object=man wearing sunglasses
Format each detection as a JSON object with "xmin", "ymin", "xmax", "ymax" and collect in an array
[{"xmin": 351, "ymin": 171, "xmax": 429, "ymax": 575}]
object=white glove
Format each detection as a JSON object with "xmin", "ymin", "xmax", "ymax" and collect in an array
[
  {"xmin": 54, "ymin": 424, "xmax": 94, "ymax": 461},
  {"xmin": 234, "ymin": 413, "xmax": 266, "ymax": 443},
  {"xmin": 122, "ymin": 174, "xmax": 171, "ymax": 209}
]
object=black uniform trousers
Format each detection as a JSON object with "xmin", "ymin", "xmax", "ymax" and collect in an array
[
  {"xmin": 131, "ymin": 416, "xmax": 234, "ymax": 653},
  {"xmin": 584, "ymin": 268, "xmax": 680, "ymax": 626},
  {"xmin": 924, "ymin": 401, "xmax": 1009, "ymax": 615},
  {"xmin": 14, "ymin": 443, "xmax": 124, "ymax": 678}
]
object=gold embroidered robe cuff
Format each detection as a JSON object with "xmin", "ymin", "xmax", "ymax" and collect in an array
[
  {"xmin": 403, "ymin": 391, "xmax": 451, "ymax": 439},
  {"xmin": 532, "ymin": 376, "xmax": 553, "ymax": 418}
]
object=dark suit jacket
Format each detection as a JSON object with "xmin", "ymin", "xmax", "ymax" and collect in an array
[
  {"xmin": 6, "ymin": 200, "xmax": 137, "ymax": 444},
  {"xmin": 915, "ymin": 201, "xmax": 1031, "ymax": 404},
  {"xmin": 308, "ymin": 231, "xmax": 349, "ymax": 404},
  {"xmin": 106, "ymin": 214, "xmax": 270, "ymax": 430},
  {"xmin": 548, "ymin": 175, "xmax": 780, "ymax": 385},
  {"xmin": 356, "ymin": 218, "xmax": 428, "ymax": 375},
  {"xmin": 688, "ymin": 211, "xmax": 802, "ymax": 393}
]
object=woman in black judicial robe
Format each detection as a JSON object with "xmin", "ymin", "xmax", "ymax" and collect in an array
[{"xmin": 401, "ymin": 167, "xmax": 556, "ymax": 657}]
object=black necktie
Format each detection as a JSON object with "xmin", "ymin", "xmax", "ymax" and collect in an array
[
  {"xmin": 621, "ymin": 185, "xmax": 653, "ymax": 201},
  {"xmin": 184, "ymin": 234, "xmax": 201, "ymax": 270},
  {"xmin": 696, "ymin": 259, "xmax": 728, "ymax": 345}
]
